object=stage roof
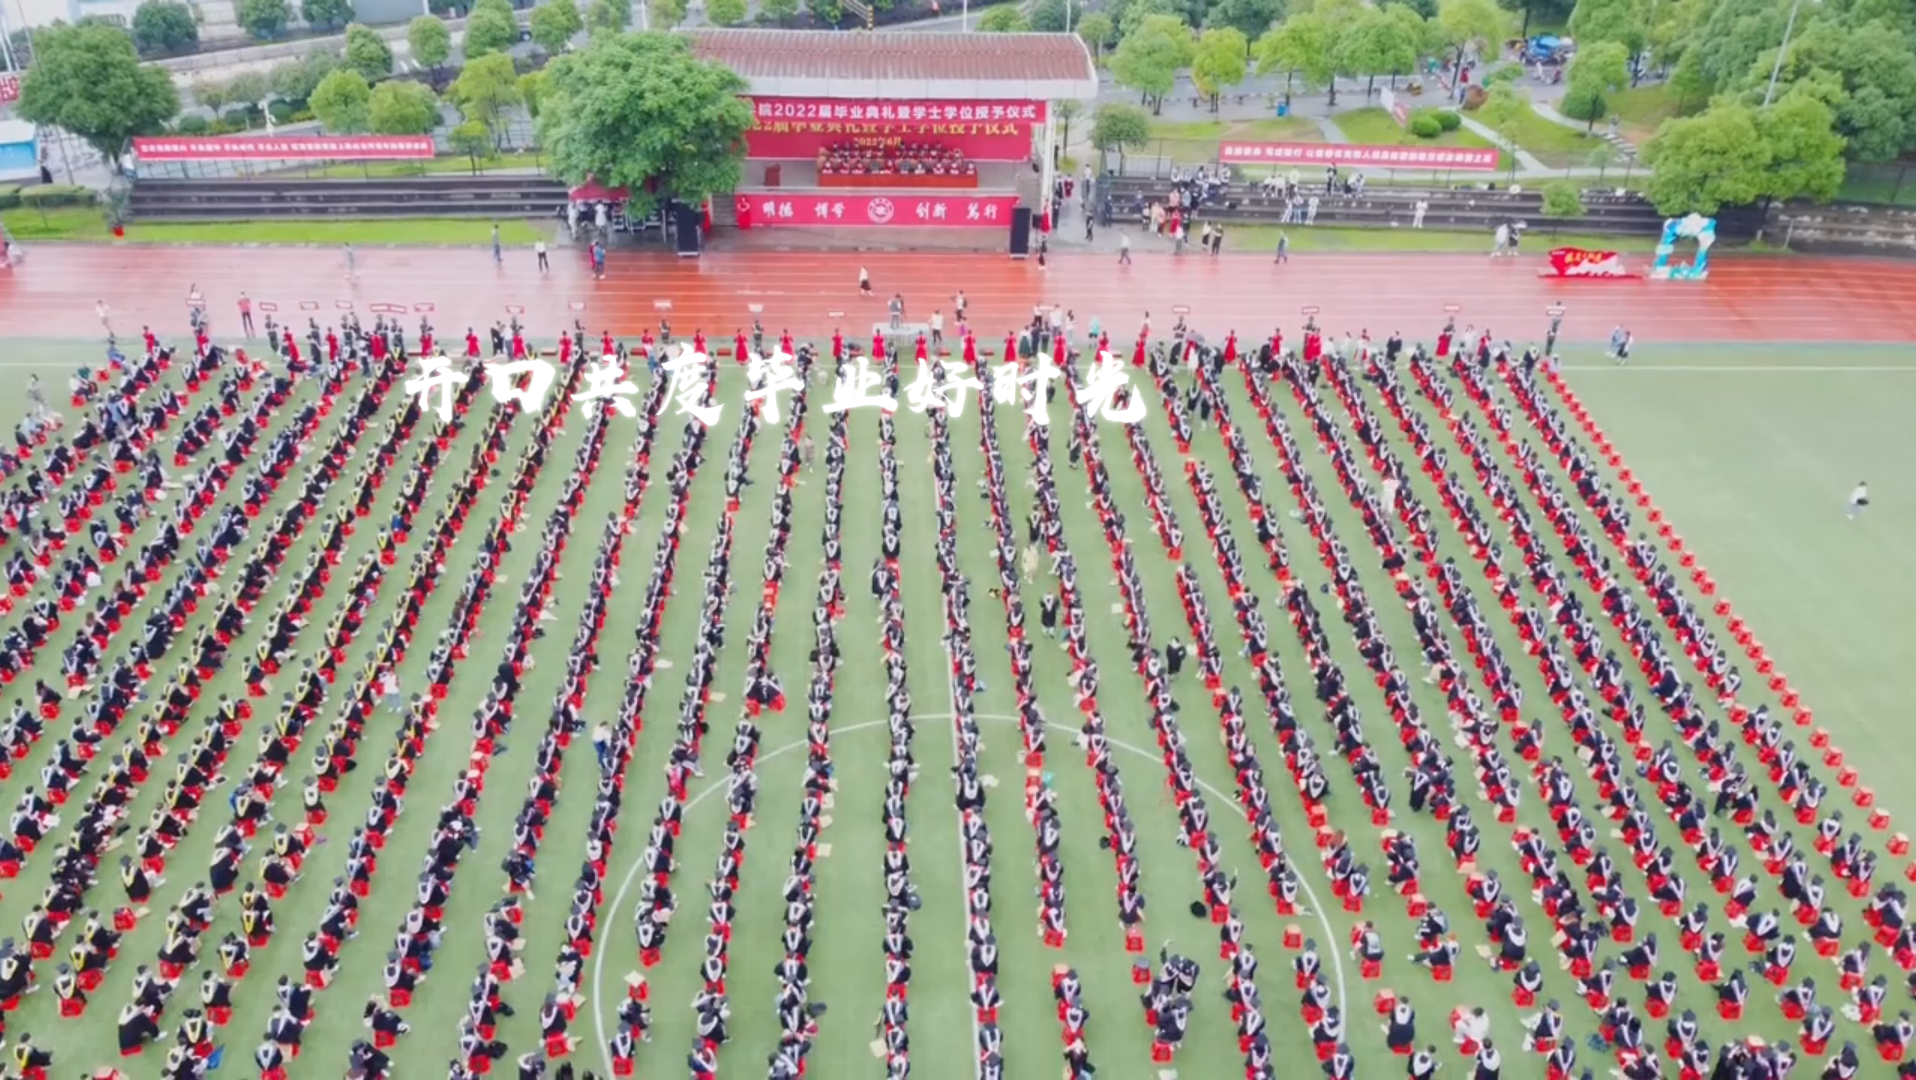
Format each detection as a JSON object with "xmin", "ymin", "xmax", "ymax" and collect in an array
[{"xmin": 687, "ymin": 29, "xmax": 1100, "ymax": 103}]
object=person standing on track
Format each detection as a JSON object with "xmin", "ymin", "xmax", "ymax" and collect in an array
[
  {"xmin": 238, "ymin": 293, "xmax": 255, "ymax": 337},
  {"xmin": 1608, "ymin": 325, "xmax": 1632, "ymax": 364}
]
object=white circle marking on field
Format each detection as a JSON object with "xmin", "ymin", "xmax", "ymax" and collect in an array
[{"xmin": 589, "ymin": 713, "xmax": 1349, "ymax": 1075}]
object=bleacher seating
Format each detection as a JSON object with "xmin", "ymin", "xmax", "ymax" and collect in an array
[{"xmin": 127, "ymin": 175, "xmax": 569, "ymax": 222}]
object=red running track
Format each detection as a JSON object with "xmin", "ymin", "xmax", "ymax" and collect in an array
[{"xmin": 4, "ymin": 246, "xmax": 1916, "ymax": 343}]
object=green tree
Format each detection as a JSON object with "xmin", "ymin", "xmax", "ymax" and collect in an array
[
  {"xmin": 301, "ymin": 0, "xmax": 354, "ymax": 29},
  {"xmin": 1110, "ymin": 13, "xmax": 1193, "ymax": 113},
  {"xmin": 650, "ymin": 0, "xmax": 686, "ymax": 29},
  {"xmin": 344, "ymin": 24, "xmax": 394, "ymax": 81},
  {"xmin": 1686, "ymin": 0, "xmax": 1789, "ymax": 94},
  {"xmin": 1567, "ymin": 0, "xmax": 1645, "ymax": 58},
  {"xmin": 518, "ymin": 69, "xmax": 549, "ymax": 119},
  {"xmin": 1561, "ymin": 38, "xmax": 1628, "ymax": 129},
  {"xmin": 1077, "ymin": 12, "xmax": 1117, "ymax": 57},
  {"xmin": 272, "ymin": 51, "xmax": 342, "ymax": 104},
  {"xmin": 1052, "ymin": 99, "xmax": 1085, "ymax": 163},
  {"xmin": 226, "ymin": 70, "xmax": 270, "ymax": 120},
  {"xmin": 370, "ymin": 79, "xmax": 440, "ymax": 133},
  {"xmin": 1754, "ymin": 84, "xmax": 1846, "ymax": 204},
  {"xmin": 1090, "ymin": 101, "xmax": 1153, "ymax": 170},
  {"xmin": 1642, "ymin": 101, "xmax": 1768, "ymax": 214},
  {"xmin": 1541, "ymin": 178, "xmax": 1584, "ymax": 215},
  {"xmin": 538, "ymin": 31, "xmax": 755, "ymax": 219},
  {"xmin": 408, "ymin": 15, "xmax": 452, "ymax": 75},
  {"xmin": 193, "ymin": 78, "xmax": 231, "ymax": 131},
  {"xmin": 1116, "ymin": 0, "xmax": 1180, "ymax": 38},
  {"xmin": 588, "ymin": 0, "xmax": 633, "ymax": 33},
  {"xmin": 450, "ymin": 52, "xmax": 523, "ymax": 147},
  {"xmin": 1335, "ymin": 3, "xmax": 1421, "ymax": 99},
  {"xmin": 463, "ymin": 0, "xmax": 521, "ymax": 58},
  {"xmin": 1032, "ymin": 0, "xmax": 1069, "ymax": 31},
  {"xmin": 1191, "ymin": 27, "xmax": 1249, "ymax": 110},
  {"xmin": 978, "ymin": 5, "xmax": 1030, "ymax": 30},
  {"xmin": 449, "ymin": 118, "xmax": 494, "ymax": 171},
  {"xmin": 1255, "ymin": 13, "xmax": 1336, "ymax": 103},
  {"xmin": 1750, "ymin": 18, "xmax": 1916, "ymax": 162},
  {"xmin": 1205, "ymin": 0, "xmax": 1284, "ymax": 39},
  {"xmin": 1585, "ymin": 139, "xmax": 1619, "ymax": 182},
  {"xmin": 131, "ymin": 1, "xmax": 199, "ymax": 55},
  {"xmin": 310, "ymin": 68, "xmax": 373, "ymax": 132},
  {"xmin": 236, "ymin": 0, "xmax": 292, "ymax": 39},
  {"xmin": 1435, "ymin": 0, "xmax": 1503, "ymax": 70},
  {"xmin": 531, "ymin": 0, "xmax": 585, "ymax": 50},
  {"xmin": 760, "ymin": 0, "xmax": 797, "ymax": 17},
  {"xmin": 16, "ymin": 21, "xmax": 180, "ymax": 168}
]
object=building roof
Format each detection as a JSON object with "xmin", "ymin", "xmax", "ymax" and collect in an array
[{"xmin": 688, "ymin": 29, "xmax": 1099, "ymax": 103}]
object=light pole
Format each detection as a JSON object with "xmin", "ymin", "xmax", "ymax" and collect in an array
[{"xmin": 1761, "ymin": 0, "xmax": 1814, "ymax": 108}]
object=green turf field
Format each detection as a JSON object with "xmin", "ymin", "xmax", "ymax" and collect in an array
[{"xmin": 1, "ymin": 336, "xmax": 1913, "ymax": 1080}]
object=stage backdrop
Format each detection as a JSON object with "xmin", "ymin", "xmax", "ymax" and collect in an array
[
  {"xmin": 735, "ymin": 192, "xmax": 1019, "ymax": 229},
  {"xmin": 743, "ymin": 96, "xmax": 1042, "ymax": 162}
]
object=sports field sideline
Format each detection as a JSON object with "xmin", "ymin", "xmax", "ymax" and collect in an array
[{"xmin": 0, "ymin": 330, "xmax": 1911, "ymax": 1080}]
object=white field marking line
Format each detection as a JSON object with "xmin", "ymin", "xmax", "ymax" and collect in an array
[
  {"xmin": 1557, "ymin": 364, "xmax": 1916, "ymax": 373},
  {"xmin": 590, "ymin": 714, "xmax": 1349, "ymax": 1077}
]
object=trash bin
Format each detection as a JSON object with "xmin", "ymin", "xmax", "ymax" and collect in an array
[{"xmin": 1276, "ymin": 102, "xmax": 1290, "ymax": 118}]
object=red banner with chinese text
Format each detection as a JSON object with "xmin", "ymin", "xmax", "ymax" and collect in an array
[
  {"xmin": 1219, "ymin": 141, "xmax": 1498, "ymax": 172},
  {"xmin": 131, "ymin": 136, "xmax": 437, "ymax": 161},
  {"xmin": 734, "ymin": 192, "xmax": 1019, "ymax": 229},
  {"xmin": 1547, "ymin": 247, "xmax": 1630, "ymax": 278},
  {"xmin": 744, "ymin": 96, "xmax": 1040, "ymax": 161},
  {"xmin": 0, "ymin": 75, "xmax": 19, "ymax": 106}
]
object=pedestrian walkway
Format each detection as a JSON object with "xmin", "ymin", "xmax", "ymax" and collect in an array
[{"xmin": 1530, "ymin": 99, "xmax": 1639, "ymax": 161}]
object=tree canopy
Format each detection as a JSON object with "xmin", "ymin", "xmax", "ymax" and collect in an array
[
  {"xmin": 1255, "ymin": 11, "xmax": 1337, "ymax": 99},
  {"xmin": 301, "ymin": 0, "xmax": 355, "ymax": 30},
  {"xmin": 1559, "ymin": 39, "xmax": 1628, "ymax": 128},
  {"xmin": 1642, "ymin": 87, "xmax": 1845, "ymax": 213},
  {"xmin": 370, "ymin": 79, "xmax": 441, "ymax": 134},
  {"xmin": 450, "ymin": 53, "xmax": 523, "ymax": 146},
  {"xmin": 1091, "ymin": 101, "xmax": 1153, "ymax": 168},
  {"xmin": 1567, "ymin": 0, "xmax": 1645, "ymax": 59},
  {"xmin": 1435, "ymin": 0, "xmax": 1504, "ymax": 66},
  {"xmin": 1111, "ymin": 13, "xmax": 1194, "ymax": 112},
  {"xmin": 1077, "ymin": 12, "xmax": 1117, "ymax": 55},
  {"xmin": 1205, "ymin": 0, "xmax": 1285, "ymax": 39},
  {"xmin": 236, "ymin": 0, "xmax": 291, "ymax": 40},
  {"xmin": 537, "ymin": 31, "xmax": 755, "ymax": 217},
  {"xmin": 344, "ymin": 24, "xmax": 394, "ymax": 81},
  {"xmin": 587, "ymin": 0, "xmax": 633, "ymax": 34},
  {"xmin": 1334, "ymin": 3, "xmax": 1423, "ymax": 98},
  {"xmin": 310, "ymin": 69, "xmax": 373, "ymax": 133},
  {"xmin": 464, "ymin": 0, "xmax": 522, "ymax": 57},
  {"xmin": 532, "ymin": 0, "xmax": 587, "ymax": 50},
  {"xmin": 408, "ymin": 15, "xmax": 452, "ymax": 72},
  {"xmin": 1191, "ymin": 26, "xmax": 1249, "ymax": 108},
  {"xmin": 978, "ymin": 5, "xmax": 1031, "ymax": 30},
  {"xmin": 131, "ymin": 1, "xmax": 199, "ymax": 56},
  {"xmin": 16, "ymin": 20, "xmax": 181, "ymax": 168}
]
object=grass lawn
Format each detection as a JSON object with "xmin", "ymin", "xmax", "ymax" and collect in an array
[
  {"xmin": 1143, "ymin": 116, "xmax": 1324, "ymax": 164},
  {"xmin": 1608, "ymin": 82, "xmax": 1688, "ymax": 148},
  {"xmin": 1330, "ymin": 107, "xmax": 1515, "ymax": 174},
  {"xmin": 2, "ymin": 325, "xmax": 1912, "ymax": 1080},
  {"xmin": 1498, "ymin": 105, "xmax": 1614, "ymax": 169},
  {"xmin": 1836, "ymin": 162, "xmax": 1916, "ymax": 208},
  {"xmin": 1, "ymin": 210, "xmax": 552, "ymax": 246}
]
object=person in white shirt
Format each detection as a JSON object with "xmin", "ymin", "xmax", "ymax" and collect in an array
[
  {"xmin": 928, "ymin": 310, "xmax": 945, "ymax": 350},
  {"xmin": 1847, "ymin": 481, "xmax": 1870, "ymax": 520},
  {"xmin": 535, "ymin": 241, "xmax": 549, "ymax": 273}
]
